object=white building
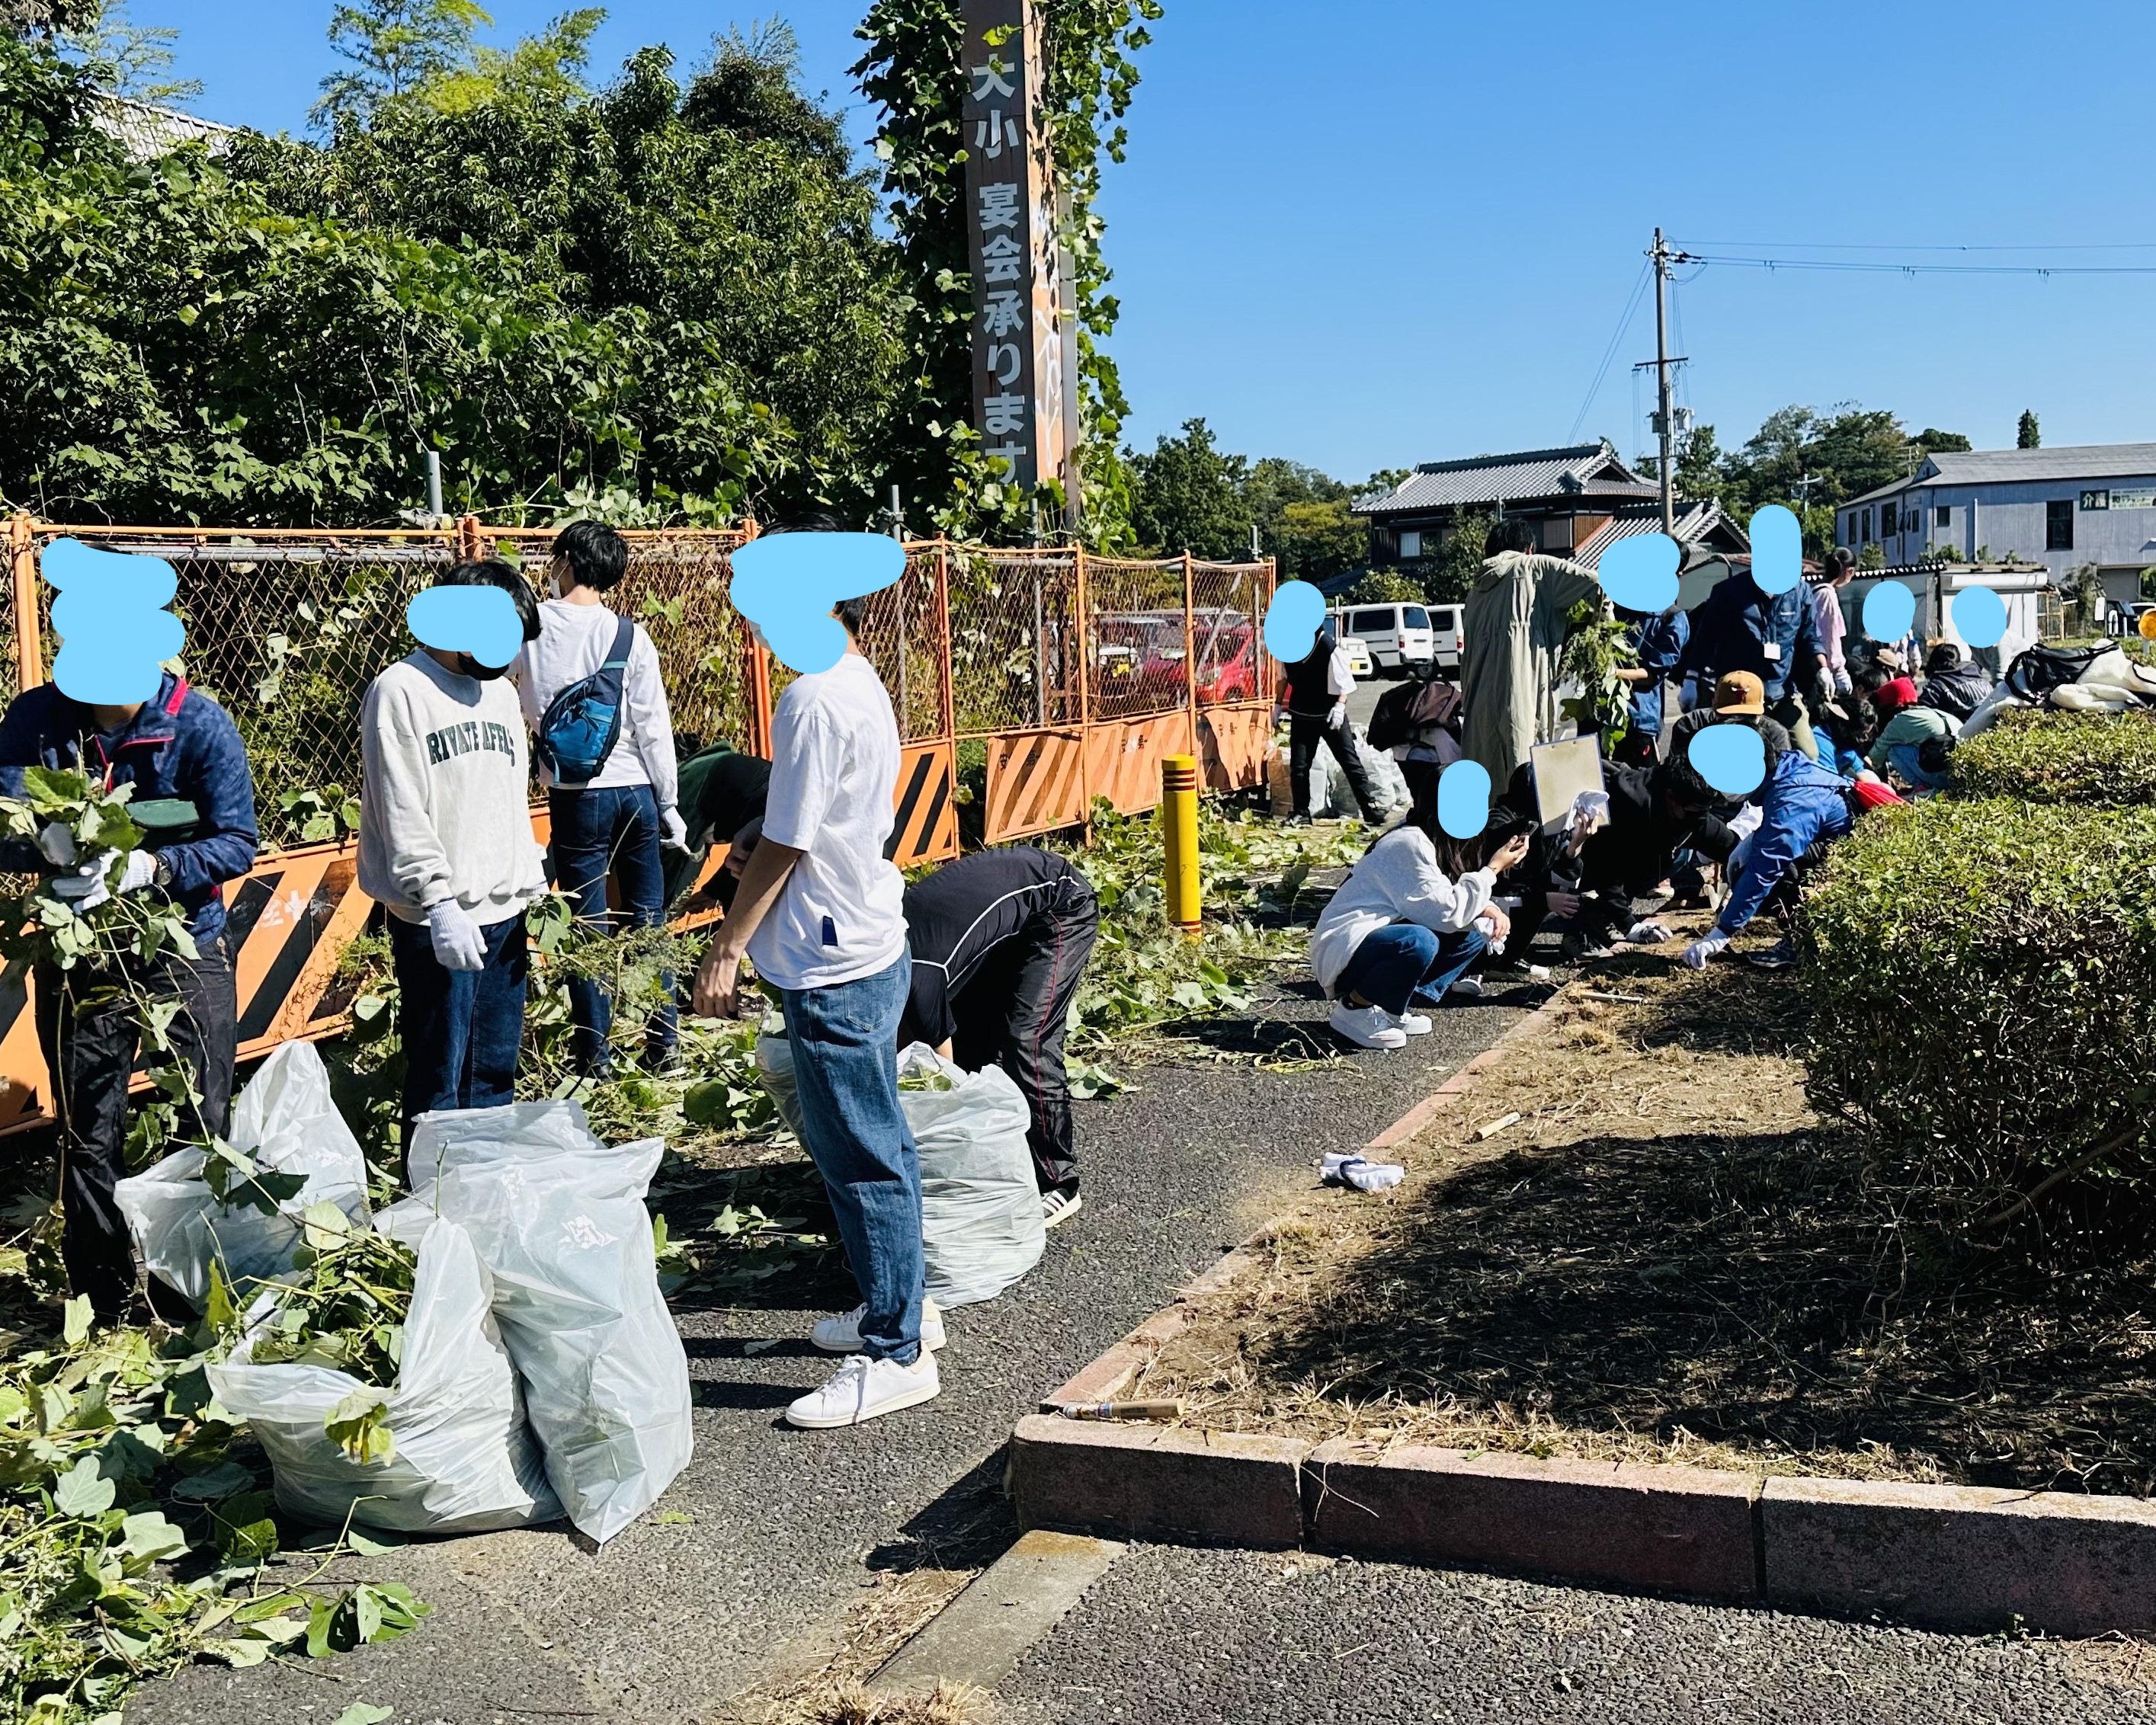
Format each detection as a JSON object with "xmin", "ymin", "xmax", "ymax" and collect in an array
[{"xmin": 1837, "ymin": 443, "xmax": 2156, "ymax": 606}]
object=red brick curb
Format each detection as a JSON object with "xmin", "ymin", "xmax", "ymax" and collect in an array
[{"xmin": 1013, "ymin": 988, "xmax": 2156, "ymax": 1636}]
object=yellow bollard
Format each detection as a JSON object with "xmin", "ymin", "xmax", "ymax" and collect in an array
[{"xmin": 1161, "ymin": 754, "xmax": 1203, "ymax": 934}]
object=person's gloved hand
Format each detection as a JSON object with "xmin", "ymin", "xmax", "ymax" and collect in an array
[
  {"xmin": 1682, "ymin": 929, "xmax": 1731, "ymax": 970},
  {"xmin": 116, "ymin": 850, "xmax": 159, "ymax": 895},
  {"xmin": 1623, "ymin": 918, "xmax": 1674, "ymax": 946},
  {"xmin": 37, "ymin": 822, "xmax": 76, "ymax": 866},
  {"xmin": 426, "ymin": 898, "xmax": 488, "ymax": 972},
  {"xmin": 52, "ymin": 858, "xmax": 110, "ymax": 912},
  {"xmin": 1326, "ymin": 700, "xmax": 1348, "ymax": 730},
  {"xmin": 658, "ymin": 806, "xmax": 690, "ymax": 852}
]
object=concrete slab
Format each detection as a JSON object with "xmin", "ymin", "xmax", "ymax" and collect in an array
[
  {"xmin": 1305, "ymin": 1440, "xmax": 1761, "ymax": 1601},
  {"xmin": 870, "ymin": 1529, "xmax": 1123, "ymax": 1695},
  {"xmin": 1763, "ymin": 1474, "xmax": 2156, "ymax": 1636}
]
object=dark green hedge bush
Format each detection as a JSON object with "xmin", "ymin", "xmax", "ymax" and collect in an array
[
  {"xmin": 1950, "ymin": 709, "xmax": 2156, "ymax": 805},
  {"xmin": 1803, "ymin": 798, "xmax": 2156, "ymax": 1226}
]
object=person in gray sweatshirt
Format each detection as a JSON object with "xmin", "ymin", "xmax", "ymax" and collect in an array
[{"xmin": 360, "ymin": 561, "xmax": 548, "ymax": 1135}]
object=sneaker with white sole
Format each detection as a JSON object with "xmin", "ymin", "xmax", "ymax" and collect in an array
[
  {"xmin": 1450, "ymin": 975, "xmax": 1485, "ymax": 999},
  {"xmin": 812, "ymin": 1298, "xmax": 945, "ymax": 1355},
  {"xmin": 1392, "ymin": 1010, "xmax": 1432, "ymax": 1035},
  {"xmin": 1329, "ymin": 1003, "xmax": 1407, "ymax": 1049},
  {"xmin": 785, "ymin": 1352, "xmax": 940, "ymax": 1429},
  {"xmin": 1042, "ymin": 1188, "xmax": 1084, "ymax": 1229}
]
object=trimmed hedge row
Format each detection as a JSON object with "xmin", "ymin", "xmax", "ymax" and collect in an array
[
  {"xmin": 1803, "ymin": 797, "xmax": 2156, "ymax": 1227},
  {"xmin": 1951, "ymin": 709, "xmax": 2156, "ymax": 805}
]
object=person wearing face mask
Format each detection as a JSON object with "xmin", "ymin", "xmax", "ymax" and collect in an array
[
  {"xmin": 514, "ymin": 521, "xmax": 688, "ymax": 1075},
  {"xmin": 359, "ymin": 559, "xmax": 548, "ymax": 1137}
]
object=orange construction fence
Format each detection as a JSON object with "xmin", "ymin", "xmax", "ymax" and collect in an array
[{"xmin": 0, "ymin": 514, "xmax": 1276, "ymax": 1131}]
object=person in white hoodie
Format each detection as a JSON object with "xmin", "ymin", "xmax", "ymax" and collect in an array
[
  {"xmin": 515, "ymin": 521, "xmax": 687, "ymax": 1075},
  {"xmin": 360, "ymin": 560, "xmax": 548, "ymax": 1134},
  {"xmin": 1308, "ymin": 802, "xmax": 1531, "ymax": 1050}
]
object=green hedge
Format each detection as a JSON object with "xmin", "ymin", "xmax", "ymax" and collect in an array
[
  {"xmin": 1803, "ymin": 798, "xmax": 2156, "ymax": 1226},
  {"xmin": 1950, "ymin": 709, "xmax": 2156, "ymax": 805}
]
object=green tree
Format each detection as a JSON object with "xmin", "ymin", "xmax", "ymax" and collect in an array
[
  {"xmin": 1674, "ymin": 422, "xmax": 1728, "ymax": 508},
  {"xmin": 56, "ymin": 0, "xmax": 200, "ymax": 102},
  {"xmin": 1426, "ymin": 508, "xmax": 1492, "ymax": 604},
  {"xmin": 314, "ymin": 0, "xmax": 491, "ymax": 130},
  {"xmin": 0, "ymin": 1, "xmax": 98, "ymax": 33},
  {"xmin": 2018, "ymin": 408, "xmax": 2040, "ymax": 450},
  {"xmin": 1915, "ymin": 427, "xmax": 1972, "ymax": 454},
  {"xmin": 1127, "ymin": 418, "xmax": 1248, "ymax": 558},
  {"xmin": 1271, "ymin": 498, "xmax": 1365, "ymax": 584},
  {"xmin": 1344, "ymin": 568, "xmax": 1421, "ymax": 603},
  {"xmin": 420, "ymin": 6, "xmax": 602, "ymax": 115}
]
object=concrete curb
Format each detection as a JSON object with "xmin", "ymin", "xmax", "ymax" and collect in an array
[{"xmin": 1011, "ymin": 988, "xmax": 2156, "ymax": 1637}]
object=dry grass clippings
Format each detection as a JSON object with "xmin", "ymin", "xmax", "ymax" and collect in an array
[
  {"xmin": 769, "ymin": 1679, "xmax": 987, "ymax": 1725},
  {"xmin": 1136, "ymin": 955, "xmax": 2156, "ymax": 1495}
]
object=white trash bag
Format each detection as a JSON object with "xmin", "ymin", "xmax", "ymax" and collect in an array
[
  {"xmin": 206, "ymin": 1213, "xmax": 560, "ymax": 1535},
  {"xmin": 902, "ymin": 1044, "xmax": 1044, "ymax": 1310},
  {"xmin": 404, "ymin": 1103, "xmax": 692, "ymax": 1545},
  {"xmin": 116, "ymin": 1041, "xmax": 371, "ymax": 1311}
]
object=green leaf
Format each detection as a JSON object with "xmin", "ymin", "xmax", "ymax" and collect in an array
[
  {"xmin": 325, "ymin": 1388, "xmax": 396, "ymax": 1467},
  {"xmin": 53, "ymin": 1456, "xmax": 117, "ymax": 1517},
  {"xmin": 120, "ymin": 1509, "xmax": 188, "ymax": 1564},
  {"xmin": 335, "ymin": 1707, "xmax": 396, "ymax": 1725},
  {"xmin": 62, "ymin": 1294, "xmax": 92, "ymax": 1348}
]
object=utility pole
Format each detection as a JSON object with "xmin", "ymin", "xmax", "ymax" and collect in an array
[{"xmin": 1651, "ymin": 228, "xmax": 1676, "ymax": 534}]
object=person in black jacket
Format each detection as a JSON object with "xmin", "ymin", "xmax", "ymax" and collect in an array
[
  {"xmin": 1280, "ymin": 620, "xmax": 1381, "ymax": 822},
  {"xmin": 899, "ymin": 847, "xmax": 1100, "ymax": 1228},
  {"xmin": 1497, "ymin": 747, "xmax": 1740, "ymax": 966},
  {"xmin": 1916, "ymin": 642, "xmax": 1993, "ymax": 722}
]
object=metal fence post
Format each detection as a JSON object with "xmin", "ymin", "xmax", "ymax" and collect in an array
[
  {"xmin": 1182, "ymin": 550, "xmax": 1200, "ymax": 760},
  {"xmin": 933, "ymin": 541, "xmax": 956, "ymax": 743},
  {"xmin": 8, "ymin": 512, "xmax": 43, "ymax": 690},
  {"xmin": 1075, "ymin": 544, "xmax": 1093, "ymax": 843}
]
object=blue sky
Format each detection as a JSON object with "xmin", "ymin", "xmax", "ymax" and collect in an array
[{"xmin": 149, "ymin": 0, "xmax": 2156, "ymax": 485}]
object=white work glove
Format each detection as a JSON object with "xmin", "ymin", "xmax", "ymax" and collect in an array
[
  {"xmin": 1681, "ymin": 930, "xmax": 1732, "ymax": 970},
  {"xmin": 36, "ymin": 822, "xmax": 76, "ymax": 866},
  {"xmin": 1622, "ymin": 919, "xmax": 1674, "ymax": 946},
  {"xmin": 52, "ymin": 850, "xmax": 155, "ymax": 913},
  {"xmin": 1326, "ymin": 700, "xmax": 1348, "ymax": 730},
  {"xmin": 658, "ymin": 805, "xmax": 690, "ymax": 852},
  {"xmin": 117, "ymin": 850, "xmax": 159, "ymax": 895},
  {"xmin": 426, "ymin": 898, "xmax": 488, "ymax": 972}
]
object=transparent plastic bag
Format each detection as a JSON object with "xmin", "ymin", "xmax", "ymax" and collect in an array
[
  {"xmin": 755, "ymin": 1029, "xmax": 808, "ymax": 1141},
  {"xmin": 206, "ymin": 1214, "xmax": 560, "ymax": 1535},
  {"xmin": 115, "ymin": 1041, "xmax": 371, "ymax": 1311},
  {"xmin": 900, "ymin": 1044, "xmax": 1045, "ymax": 1310},
  {"xmin": 403, "ymin": 1102, "xmax": 692, "ymax": 1545}
]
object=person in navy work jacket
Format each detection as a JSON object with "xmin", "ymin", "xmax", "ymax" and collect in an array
[
  {"xmin": 1676, "ymin": 565, "xmax": 1824, "ymax": 762},
  {"xmin": 0, "ymin": 670, "xmax": 259, "ymax": 1318}
]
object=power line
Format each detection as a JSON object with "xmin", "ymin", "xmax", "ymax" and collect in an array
[
  {"xmin": 1567, "ymin": 261, "xmax": 1651, "ymax": 444},
  {"xmin": 1680, "ymin": 237, "xmax": 2156, "ymax": 254},
  {"xmin": 1680, "ymin": 252, "xmax": 2156, "ymax": 277}
]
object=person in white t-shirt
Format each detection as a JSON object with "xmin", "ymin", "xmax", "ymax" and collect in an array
[
  {"xmin": 514, "ymin": 521, "xmax": 687, "ymax": 1076},
  {"xmin": 692, "ymin": 532, "xmax": 935, "ymax": 1430}
]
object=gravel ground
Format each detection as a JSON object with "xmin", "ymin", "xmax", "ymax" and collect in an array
[
  {"xmin": 998, "ymin": 1544, "xmax": 2156, "ymax": 1725},
  {"xmin": 130, "ymin": 968, "xmax": 1541, "ymax": 1725}
]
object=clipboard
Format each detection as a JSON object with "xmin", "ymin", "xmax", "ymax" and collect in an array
[{"xmin": 1528, "ymin": 736, "xmax": 1603, "ymax": 837}]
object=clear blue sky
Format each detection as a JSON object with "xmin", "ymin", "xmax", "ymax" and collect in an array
[{"xmin": 152, "ymin": 0, "xmax": 2156, "ymax": 485}]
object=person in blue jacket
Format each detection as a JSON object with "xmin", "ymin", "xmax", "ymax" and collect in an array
[
  {"xmin": 1677, "ymin": 563, "xmax": 1824, "ymax": 762},
  {"xmin": 1605, "ymin": 603, "xmax": 1689, "ymax": 767},
  {"xmin": 0, "ymin": 670, "xmax": 259, "ymax": 1318},
  {"xmin": 1681, "ymin": 744, "xmax": 1899, "ymax": 972}
]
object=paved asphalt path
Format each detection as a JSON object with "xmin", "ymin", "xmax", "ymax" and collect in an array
[
  {"xmin": 133, "ymin": 961, "xmax": 1539, "ymax": 1725},
  {"xmin": 998, "ymin": 1544, "xmax": 2156, "ymax": 1725}
]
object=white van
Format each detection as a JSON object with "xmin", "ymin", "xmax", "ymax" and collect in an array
[
  {"xmin": 1424, "ymin": 603, "xmax": 1465, "ymax": 670},
  {"xmin": 1334, "ymin": 602, "xmax": 1437, "ymax": 674}
]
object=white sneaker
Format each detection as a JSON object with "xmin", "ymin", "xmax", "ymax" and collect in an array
[
  {"xmin": 1450, "ymin": 975, "xmax": 1485, "ymax": 999},
  {"xmin": 785, "ymin": 1352, "xmax": 941, "ymax": 1429},
  {"xmin": 812, "ymin": 1298, "xmax": 945, "ymax": 1354},
  {"xmin": 1392, "ymin": 1010, "xmax": 1433, "ymax": 1035},
  {"xmin": 1329, "ymin": 1003, "xmax": 1407, "ymax": 1050},
  {"xmin": 1042, "ymin": 1188, "xmax": 1084, "ymax": 1229}
]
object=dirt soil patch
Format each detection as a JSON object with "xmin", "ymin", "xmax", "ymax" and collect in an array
[{"xmin": 1132, "ymin": 952, "xmax": 2156, "ymax": 1494}]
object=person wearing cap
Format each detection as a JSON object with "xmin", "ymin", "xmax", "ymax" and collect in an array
[
  {"xmin": 1683, "ymin": 738, "xmax": 1903, "ymax": 972},
  {"xmin": 1867, "ymin": 672, "xmax": 1960, "ymax": 792},
  {"xmin": 1676, "ymin": 558, "xmax": 1823, "ymax": 761}
]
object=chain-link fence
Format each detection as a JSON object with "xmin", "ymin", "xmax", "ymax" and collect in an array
[{"xmin": 8, "ymin": 519, "xmax": 1273, "ymax": 853}]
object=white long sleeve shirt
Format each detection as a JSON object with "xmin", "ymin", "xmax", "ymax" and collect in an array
[
  {"xmin": 358, "ymin": 651, "xmax": 547, "ymax": 926},
  {"xmin": 1307, "ymin": 826, "xmax": 1498, "ymax": 998},
  {"xmin": 513, "ymin": 600, "xmax": 680, "ymax": 811}
]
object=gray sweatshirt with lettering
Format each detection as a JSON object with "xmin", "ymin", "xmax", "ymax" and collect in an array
[{"xmin": 359, "ymin": 650, "xmax": 547, "ymax": 926}]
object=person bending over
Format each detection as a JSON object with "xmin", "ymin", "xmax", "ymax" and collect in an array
[{"xmin": 899, "ymin": 846, "xmax": 1100, "ymax": 1228}]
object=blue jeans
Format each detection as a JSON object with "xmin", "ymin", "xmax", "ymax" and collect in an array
[
  {"xmin": 782, "ymin": 955, "xmax": 924, "ymax": 1365},
  {"xmin": 549, "ymin": 785, "xmax": 677, "ymax": 1074},
  {"xmin": 1335, "ymin": 923, "xmax": 1488, "ymax": 1016},
  {"xmin": 389, "ymin": 909, "xmax": 527, "ymax": 1132},
  {"xmin": 1886, "ymin": 744, "xmax": 1950, "ymax": 792}
]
